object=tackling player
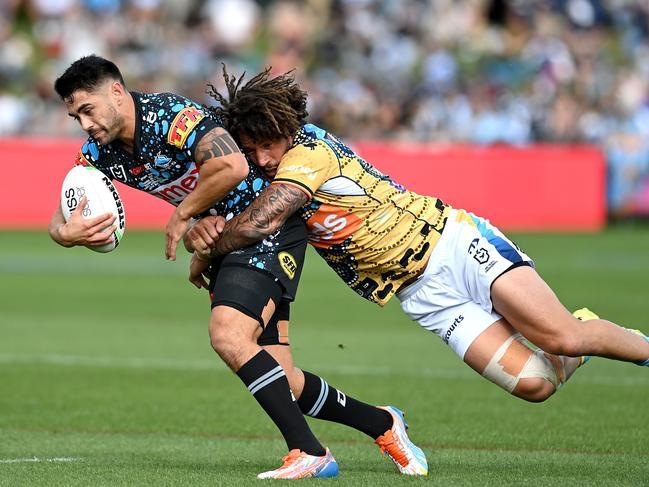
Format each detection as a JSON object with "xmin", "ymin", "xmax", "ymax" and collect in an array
[
  {"xmin": 48, "ymin": 56, "xmax": 427, "ymax": 478},
  {"xmin": 185, "ymin": 67, "xmax": 649, "ymax": 407}
]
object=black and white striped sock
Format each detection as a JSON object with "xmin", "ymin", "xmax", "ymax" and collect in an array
[
  {"xmin": 237, "ymin": 350, "xmax": 325, "ymax": 456},
  {"xmin": 297, "ymin": 370, "xmax": 392, "ymax": 440}
]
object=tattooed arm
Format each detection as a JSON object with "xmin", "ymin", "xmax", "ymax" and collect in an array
[
  {"xmin": 208, "ymin": 183, "xmax": 308, "ymax": 257},
  {"xmin": 165, "ymin": 127, "xmax": 248, "ymax": 260},
  {"xmin": 187, "ymin": 182, "xmax": 307, "ymax": 289}
]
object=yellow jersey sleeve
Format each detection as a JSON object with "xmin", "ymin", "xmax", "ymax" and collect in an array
[{"xmin": 272, "ymin": 141, "xmax": 339, "ymax": 199}]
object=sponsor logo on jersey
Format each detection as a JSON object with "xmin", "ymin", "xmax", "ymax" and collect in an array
[
  {"xmin": 151, "ymin": 163, "xmax": 200, "ymax": 204},
  {"xmin": 306, "ymin": 204, "xmax": 363, "ymax": 248},
  {"xmin": 468, "ymin": 237, "xmax": 490, "ymax": 264},
  {"xmin": 279, "ymin": 251, "xmax": 297, "ymax": 280},
  {"xmin": 167, "ymin": 106, "xmax": 204, "ymax": 148},
  {"xmin": 75, "ymin": 151, "xmax": 92, "ymax": 166},
  {"xmin": 276, "ymin": 164, "xmax": 318, "ymax": 180},
  {"xmin": 443, "ymin": 314, "xmax": 464, "ymax": 344},
  {"xmin": 354, "ymin": 277, "xmax": 378, "ymax": 298},
  {"xmin": 129, "ymin": 165, "xmax": 146, "ymax": 176}
]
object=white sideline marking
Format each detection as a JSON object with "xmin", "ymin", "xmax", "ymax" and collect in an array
[
  {"xmin": 0, "ymin": 457, "xmax": 79, "ymax": 464},
  {"xmin": 0, "ymin": 352, "xmax": 223, "ymax": 371},
  {"xmin": 0, "ymin": 352, "xmax": 468, "ymax": 377},
  {"xmin": 0, "ymin": 352, "xmax": 647, "ymax": 385},
  {"xmin": 0, "ymin": 255, "xmax": 188, "ymax": 276}
]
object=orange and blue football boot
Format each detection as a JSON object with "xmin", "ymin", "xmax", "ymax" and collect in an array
[
  {"xmin": 257, "ymin": 447, "xmax": 338, "ymax": 479},
  {"xmin": 375, "ymin": 406, "xmax": 428, "ymax": 476}
]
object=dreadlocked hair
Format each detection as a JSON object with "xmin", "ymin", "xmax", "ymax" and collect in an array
[{"xmin": 207, "ymin": 65, "xmax": 308, "ymax": 142}]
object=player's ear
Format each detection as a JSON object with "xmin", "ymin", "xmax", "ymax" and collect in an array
[{"xmin": 110, "ymin": 80, "xmax": 125, "ymax": 104}]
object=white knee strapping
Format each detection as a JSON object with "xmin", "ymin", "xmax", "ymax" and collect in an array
[
  {"xmin": 481, "ymin": 334, "xmax": 520, "ymax": 392},
  {"xmin": 520, "ymin": 349, "xmax": 560, "ymax": 388},
  {"xmin": 481, "ymin": 334, "xmax": 559, "ymax": 393}
]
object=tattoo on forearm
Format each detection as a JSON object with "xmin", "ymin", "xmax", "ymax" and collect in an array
[
  {"xmin": 212, "ymin": 184, "xmax": 308, "ymax": 256},
  {"xmin": 197, "ymin": 128, "xmax": 240, "ymax": 162},
  {"xmin": 249, "ymin": 185, "xmax": 306, "ymax": 231}
]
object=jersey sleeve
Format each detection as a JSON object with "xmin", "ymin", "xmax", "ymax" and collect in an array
[
  {"xmin": 165, "ymin": 97, "xmax": 222, "ymax": 156},
  {"xmin": 75, "ymin": 147, "xmax": 93, "ymax": 167},
  {"xmin": 77, "ymin": 138, "xmax": 100, "ymax": 167},
  {"xmin": 273, "ymin": 142, "xmax": 339, "ymax": 199},
  {"xmin": 76, "ymin": 138, "xmax": 117, "ymax": 179}
]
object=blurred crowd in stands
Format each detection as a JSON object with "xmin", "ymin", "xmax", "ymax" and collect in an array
[{"xmin": 2, "ymin": 0, "xmax": 649, "ymax": 217}]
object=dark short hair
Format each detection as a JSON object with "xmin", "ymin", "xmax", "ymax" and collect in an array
[{"xmin": 54, "ymin": 55, "xmax": 126, "ymax": 100}]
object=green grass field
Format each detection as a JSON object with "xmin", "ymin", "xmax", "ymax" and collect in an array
[{"xmin": 1, "ymin": 228, "xmax": 648, "ymax": 486}]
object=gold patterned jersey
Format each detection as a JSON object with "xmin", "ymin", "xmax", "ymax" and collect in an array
[{"xmin": 272, "ymin": 124, "xmax": 451, "ymax": 306}]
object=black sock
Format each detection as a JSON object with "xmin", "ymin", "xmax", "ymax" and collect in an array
[
  {"xmin": 237, "ymin": 351, "xmax": 325, "ymax": 456},
  {"xmin": 297, "ymin": 370, "xmax": 393, "ymax": 440}
]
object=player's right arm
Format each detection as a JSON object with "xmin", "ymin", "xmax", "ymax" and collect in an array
[
  {"xmin": 165, "ymin": 126, "xmax": 248, "ymax": 261},
  {"xmin": 49, "ymin": 196, "xmax": 116, "ymax": 248}
]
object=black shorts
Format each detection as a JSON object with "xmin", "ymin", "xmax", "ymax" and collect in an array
[
  {"xmin": 209, "ymin": 264, "xmax": 292, "ymax": 346},
  {"xmin": 208, "ymin": 214, "xmax": 306, "ymax": 301},
  {"xmin": 207, "ymin": 215, "xmax": 305, "ymax": 346}
]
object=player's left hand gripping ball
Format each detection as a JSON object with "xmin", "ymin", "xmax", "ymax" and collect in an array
[{"xmin": 60, "ymin": 165, "xmax": 126, "ymax": 252}]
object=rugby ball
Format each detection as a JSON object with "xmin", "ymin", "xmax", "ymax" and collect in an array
[{"xmin": 60, "ymin": 165, "xmax": 126, "ymax": 253}]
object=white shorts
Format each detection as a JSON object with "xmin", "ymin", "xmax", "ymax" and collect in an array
[{"xmin": 397, "ymin": 209, "xmax": 534, "ymax": 359}]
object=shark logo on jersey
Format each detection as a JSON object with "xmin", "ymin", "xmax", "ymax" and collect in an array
[{"xmin": 154, "ymin": 153, "xmax": 173, "ymax": 169}]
